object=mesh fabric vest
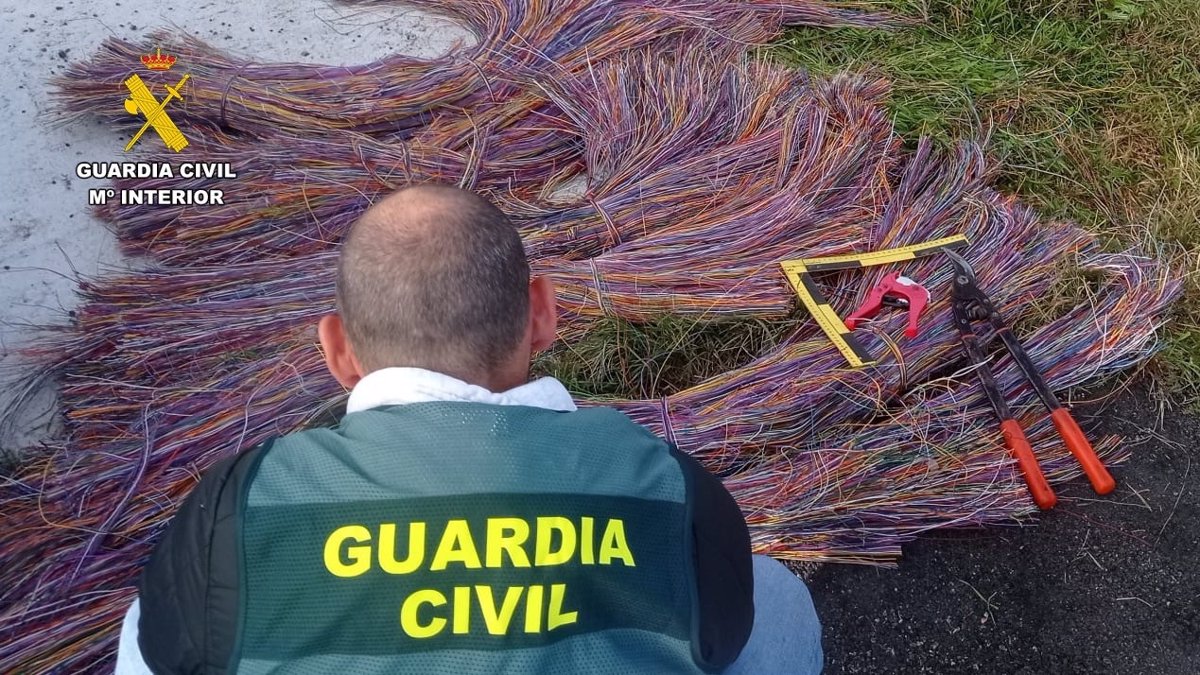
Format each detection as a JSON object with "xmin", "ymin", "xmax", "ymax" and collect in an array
[{"xmin": 228, "ymin": 402, "xmax": 706, "ymax": 674}]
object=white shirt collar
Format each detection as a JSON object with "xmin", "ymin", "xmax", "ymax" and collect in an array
[{"xmin": 345, "ymin": 367, "xmax": 578, "ymax": 414}]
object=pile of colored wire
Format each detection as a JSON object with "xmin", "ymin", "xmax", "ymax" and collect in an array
[{"xmin": 0, "ymin": 1, "xmax": 1181, "ymax": 671}]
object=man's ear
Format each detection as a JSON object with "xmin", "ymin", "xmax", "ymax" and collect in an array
[
  {"xmin": 528, "ymin": 275, "xmax": 558, "ymax": 354},
  {"xmin": 318, "ymin": 314, "xmax": 366, "ymax": 389}
]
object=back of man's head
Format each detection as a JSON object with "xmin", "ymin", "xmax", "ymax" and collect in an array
[{"xmin": 335, "ymin": 184, "xmax": 531, "ymax": 382}]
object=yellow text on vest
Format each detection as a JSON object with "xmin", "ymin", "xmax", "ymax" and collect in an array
[
  {"xmin": 399, "ymin": 583, "xmax": 579, "ymax": 638},
  {"xmin": 323, "ymin": 516, "xmax": 636, "ymax": 577},
  {"xmin": 320, "ymin": 516, "xmax": 636, "ymax": 639}
]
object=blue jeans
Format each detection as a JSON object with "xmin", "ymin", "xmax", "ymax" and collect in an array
[{"xmin": 725, "ymin": 555, "xmax": 824, "ymax": 674}]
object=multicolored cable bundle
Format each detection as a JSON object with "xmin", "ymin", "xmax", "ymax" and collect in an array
[{"xmin": 0, "ymin": 0, "xmax": 1181, "ymax": 671}]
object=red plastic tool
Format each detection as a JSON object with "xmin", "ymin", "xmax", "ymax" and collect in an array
[{"xmin": 844, "ymin": 271, "xmax": 930, "ymax": 338}]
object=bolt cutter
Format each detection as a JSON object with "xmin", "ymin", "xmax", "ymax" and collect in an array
[{"xmin": 944, "ymin": 249, "xmax": 1115, "ymax": 510}]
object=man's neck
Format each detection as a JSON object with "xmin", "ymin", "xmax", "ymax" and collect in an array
[{"xmin": 455, "ymin": 363, "xmax": 530, "ymax": 394}]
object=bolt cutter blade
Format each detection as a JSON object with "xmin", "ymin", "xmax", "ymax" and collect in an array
[{"xmin": 942, "ymin": 248, "xmax": 978, "ymax": 284}]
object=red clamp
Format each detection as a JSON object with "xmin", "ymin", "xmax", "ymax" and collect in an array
[{"xmin": 844, "ymin": 271, "xmax": 930, "ymax": 338}]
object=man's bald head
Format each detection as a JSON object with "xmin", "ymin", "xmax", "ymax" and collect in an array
[{"xmin": 335, "ymin": 184, "xmax": 531, "ymax": 380}]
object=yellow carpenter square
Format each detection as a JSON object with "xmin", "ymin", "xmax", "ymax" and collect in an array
[
  {"xmin": 779, "ymin": 235, "xmax": 970, "ymax": 368},
  {"xmin": 791, "ymin": 235, "xmax": 969, "ymax": 273},
  {"xmin": 782, "ymin": 266, "xmax": 875, "ymax": 368}
]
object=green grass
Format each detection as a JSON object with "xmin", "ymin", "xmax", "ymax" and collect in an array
[
  {"xmin": 772, "ymin": 0, "xmax": 1200, "ymax": 397},
  {"xmin": 536, "ymin": 316, "xmax": 801, "ymax": 399}
]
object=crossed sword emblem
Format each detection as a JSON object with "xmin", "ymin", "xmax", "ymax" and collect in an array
[{"xmin": 122, "ymin": 73, "xmax": 190, "ymax": 152}]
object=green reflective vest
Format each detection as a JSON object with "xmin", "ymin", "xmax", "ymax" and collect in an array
[{"xmin": 228, "ymin": 401, "xmax": 707, "ymax": 674}]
